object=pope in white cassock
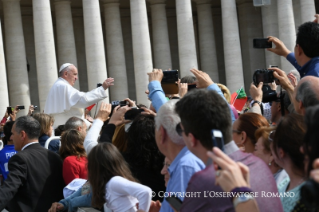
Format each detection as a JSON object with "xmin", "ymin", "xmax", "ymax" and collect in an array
[{"xmin": 44, "ymin": 63, "xmax": 114, "ymax": 128}]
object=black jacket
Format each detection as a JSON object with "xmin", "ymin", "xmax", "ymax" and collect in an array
[{"xmin": 0, "ymin": 143, "xmax": 65, "ymax": 212}]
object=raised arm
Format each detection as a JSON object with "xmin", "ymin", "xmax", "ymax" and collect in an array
[{"xmin": 84, "ymin": 103, "xmax": 111, "ymax": 154}]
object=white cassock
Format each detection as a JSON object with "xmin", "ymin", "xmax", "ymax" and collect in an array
[{"xmin": 44, "ymin": 77, "xmax": 107, "ymax": 128}]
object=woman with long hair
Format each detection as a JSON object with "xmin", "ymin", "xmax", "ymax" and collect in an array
[
  {"xmin": 124, "ymin": 114, "xmax": 165, "ymax": 201},
  {"xmin": 270, "ymin": 114, "xmax": 306, "ymax": 212},
  {"xmin": 60, "ymin": 129, "xmax": 87, "ymax": 185},
  {"xmin": 254, "ymin": 127, "xmax": 288, "ymax": 187},
  {"xmin": 88, "ymin": 142, "xmax": 152, "ymax": 212}
]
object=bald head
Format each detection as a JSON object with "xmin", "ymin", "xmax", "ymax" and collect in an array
[{"xmin": 295, "ymin": 76, "xmax": 319, "ymax": 114}]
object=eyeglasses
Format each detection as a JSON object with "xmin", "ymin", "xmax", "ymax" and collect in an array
[
  {"xmin": 232, "ymin": 130, "xmax": 242, "ymax": 134},
  {"xmin": 268, "ymin": 130, "xmax": 275, "ymax": 142},
  {"xmin": 175, "ymin": 123, "xmax": 184, "ymax": 136}
]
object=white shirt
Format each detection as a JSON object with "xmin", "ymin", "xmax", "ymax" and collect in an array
[
  {"xmin": 44, "ymin": 78, "xmax": 107, "ymax": 128},
  {"xmin": 84, "ymin": 119, "xmax": 103, "ymax": 154},
  {"xmin": 21, "ymin": 142, "xmax": 38, "ymax": 151},
  {"xmin": 105, "ymin": 176, "xmax": 152, "ymax": 212}
]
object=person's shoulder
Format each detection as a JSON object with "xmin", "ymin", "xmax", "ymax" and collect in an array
[
  {"xmin": 187, "ymin": 165, "xmax": 216, "ymax": 190},
  {"xmin": 180, "ymin": 151, "xmax": 205, "ymax": 166}
]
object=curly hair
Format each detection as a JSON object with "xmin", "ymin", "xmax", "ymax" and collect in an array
[
  {"xmin": 59, "ymin": 129, "xmax": 86, "ymax": 160},
  {"xmin": 125, "ymin": 114, "xmax": 164, "ymax": 172},
  {"xmin": 88, "ymin": 143, "xmax": 136, "ymax": 209}
]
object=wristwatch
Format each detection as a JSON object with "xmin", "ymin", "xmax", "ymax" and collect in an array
[
  {"xmin": 233, "ymin": 193, "xmax": 254, "ymax": 208},
  {"xmin": 250, "ymin": 100, "xmax": 264, "ymax": 115}
]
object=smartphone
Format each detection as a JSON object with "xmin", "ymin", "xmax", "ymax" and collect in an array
[
  {"xmin": 253, "ymin": 38, "xmax": 272, "ymax": 48},
  {"xmin": 165, "ymin": 195, "xmax": 183, "ymax": 211},
  {"xmin": 206, "ymin": 129, "xmax": 224, "ymax": 166},
  {"xmin": 17, "ymin": 106, "xmax": 25, "ymax": 110},
  {"xmin": 125, "ymin": 108, "xmax": 144, "ymax": 120},
  {"xmin": 188, "ymin": 83, "xmax": 197, "ymax": 91},
  {"xmin": 7, "ymin": 107, "xmax": 12, "ymax": 115},
  {"xmin": 161, "ymin": 70, "xmax": 179, "ymax": 94},
  {"xmin": 212, "ymin": 130, "xmax": 224, "ymax": 152}
]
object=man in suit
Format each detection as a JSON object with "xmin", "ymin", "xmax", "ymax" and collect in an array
[
  {"xmin": 0, "ymin": 116, "xmax": 65, "ymax": 212},
  {"xmin": 174, "ymin": 70, "xmax": 283, "ymax": 212}
]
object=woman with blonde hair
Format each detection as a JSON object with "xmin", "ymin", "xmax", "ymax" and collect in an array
[
  {"xmin": 32, "ymin": 113, "xmax": 60, "ymax": 153},
  {"xmin": 217, "ymin": 83, "xmax": 239, "ymax": 119},
  {"xmin": 60, "ymin": 129, "xmax": 87, "ymax": 185}
]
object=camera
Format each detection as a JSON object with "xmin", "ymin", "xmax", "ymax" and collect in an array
[
  {"xmin": 253, "ymin": 69, "xmax": 275, "ymax": 85},
  {"xmin": 300, "ymin": 179, "xmax": 319, "ymax": 209},
  {"xmin": 253, "ymin": 69, "xmax": 277, "ymax": 102},
  {"xmin": 111, "ymin": 101, "xmax": 129, "ymax": 111},
  {"xmin": 34, "ymin": 106, "xmax": 38, "ymax": 110}
]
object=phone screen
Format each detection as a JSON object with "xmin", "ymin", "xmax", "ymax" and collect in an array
[
  {"xmin": 7, "ymin": 107, "xmax": 12, "ymax": 115},
  {"xmin": 188, "ymin": 83, "xmax": 197, "ymax": 91},
  {"xmin": 253, "ymin": 38, "xmax": 272, "ymax": 48},
  {"xmin": 165, "ymin": 195, "xmax": 183, "ymax": 211}
]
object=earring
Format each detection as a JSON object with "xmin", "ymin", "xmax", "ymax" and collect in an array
[{"xmin": 269, "ymin": 161, "xmax": 272, "ymax": 166}]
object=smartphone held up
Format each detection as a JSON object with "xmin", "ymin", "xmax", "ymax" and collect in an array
[{"xmin": 253, "ymin": 38, "xmax": 272, "ymax": 49}]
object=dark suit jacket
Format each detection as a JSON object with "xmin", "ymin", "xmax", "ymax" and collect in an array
[{"xmin": 0, "ymin": 143, "xmax": 65, "ymax": 212}]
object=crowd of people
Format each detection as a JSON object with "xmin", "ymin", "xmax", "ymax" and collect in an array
[{"xmin": 0, "ymin": 14, "xmax": 319, "ymax": 212}]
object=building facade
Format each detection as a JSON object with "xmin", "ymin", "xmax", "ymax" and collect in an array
[{"xmin": 0, "ymin": 0, "xmax": 318, "ymax": 115}]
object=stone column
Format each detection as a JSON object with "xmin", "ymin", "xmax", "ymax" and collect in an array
[
  {"xmin": 23, "ymin": 13, "xmax": 40, "ymax": 108},
  {"xmin": 238, "ymin": 1, "xmax": 266, "ymax": 92},
  {"xmin": 221, "ymin": 0, "xmax": 244, "ymax": 93},
  {"xmin": 300, "ymin": 0, "xmax": 316, "ymax": 23},
  {"xmin": 121, "ymin": 10, "xmax": 136, "ymax": 100},
  {"xmin": 82, "ymin": 0, "xmax": 109, "ymax": 103},
  {"xmin": 175, "ymin": 0, "xmax": 198, "ymax": 76},
  {"xmin": 261, "ymin": 1, "xmax": 281, "ymax": 67},
  {"xmin": 130, "ymin": 0, "xmax": 153, "ymax": 105},
  {"xmin": 73, "ymin": 14, "xmax": 89, "ymax": 92},
  {"xmin": 3, "ymin": 0, "xmax": 31, "ymax": 115},
  {"xmin": 195, "ymin": 0, "xmax": 219, "ymax": 81},
  {"xmin": 167, "ymin": 9, "xmax": 179, "ymax": 71},
  {"xmin": 103, "ymin": 0, "xmax": 129, "ymax": 101},
  {"xmin": 0, "ymin": 18, "xmax": 9, "ymax": 114},
  {"xmin": 33, "ymin": 0, "xmax": 58, "ymax": 110},
  {"xmin": 277, "ymin": 0, "xmax": 296, "ymax": 72},
  {"xmin": 149, "ymin": 0, "xmax": 172, "ymax": 70},
  {"xmin": 212, "ymin": 8, "xmax": 226, "ymax": 85},
  {"xmin": 54, "ymin": 0, "xmax": 80, "ymax": 90}
]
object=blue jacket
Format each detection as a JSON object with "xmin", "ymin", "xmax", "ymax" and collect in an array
[
  {"xmin": 38, "ymin": 134, "xmax": 60, "ymax": 154},
  {"xmin": 287, "ymin": 53, "xmax": 319, "ymax": 78}
]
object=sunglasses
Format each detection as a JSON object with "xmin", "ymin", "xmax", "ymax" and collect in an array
[{"xmin": 175, "ymin": 123, "xmax": 184, "ymax": 136}]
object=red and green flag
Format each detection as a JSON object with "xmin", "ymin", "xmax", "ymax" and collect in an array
[{"xmin": 231, "ymin": 87, "xmax": 247, "ymax": 112}]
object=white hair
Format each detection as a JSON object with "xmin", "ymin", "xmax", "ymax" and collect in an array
[
  {"xmin": 59, "ymin": 65, "xmax": 72, "ymax": 77},
  {"xmin": 155, "ymin": 99, "xmax": 185, "ymax": 146}
]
